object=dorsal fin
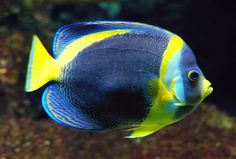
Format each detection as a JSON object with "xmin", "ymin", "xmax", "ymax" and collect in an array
[{"xmin": 52, "ymin": 21, "xmax": 169, "ymax": 58}]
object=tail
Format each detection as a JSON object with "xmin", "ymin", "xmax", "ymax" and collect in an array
[{"xmin": 25, "ymin": 35, "xmax": 61, "ymax": 92}]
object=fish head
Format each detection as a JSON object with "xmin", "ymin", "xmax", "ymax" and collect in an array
[{"xmin": 170, "ymin": 45, "xmax": 213, "ymax": 107}]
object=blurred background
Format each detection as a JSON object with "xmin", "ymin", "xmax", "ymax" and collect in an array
[{"xmin": 0, "ymin": 0, "xmax": 236, "ymax": 158}]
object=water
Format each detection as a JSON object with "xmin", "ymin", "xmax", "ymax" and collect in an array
[{"xmin": 0, "ymin": 0, "xmax": 235, "ymax": 158}]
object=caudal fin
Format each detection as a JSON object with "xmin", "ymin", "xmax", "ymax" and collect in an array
[{"xmin": 25, "ymin": 35, "xmax": 61, "ymax": 92}]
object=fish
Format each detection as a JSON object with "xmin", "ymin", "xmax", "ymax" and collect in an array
[{"xmin": 25, "ymin": 21, "xmax": 213, "ymax": 138}]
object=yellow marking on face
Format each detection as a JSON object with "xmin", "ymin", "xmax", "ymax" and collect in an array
[
  {"xmin": 201, "ymin": 79, "xmax": 213, "ymax": 99},
  {"xmin": 160, "ymin": 35, "xmax": 185, "ymax": 82},
  {"xmin": 57, "ymin": 29, "xmax": 130, "ymax": 65}
]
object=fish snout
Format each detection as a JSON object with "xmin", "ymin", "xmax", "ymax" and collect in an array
[{"xmin": 203, "ymin": 79, "xmax": 213, "ymax": 97}]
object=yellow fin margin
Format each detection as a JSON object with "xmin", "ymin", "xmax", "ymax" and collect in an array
[
  {"xmin": 25, "ymin": 35, "xmax": 61, "ymax": 92},
  {"xmin": 126, "ymin": 124, "xmax": 164, "ymax": 138}
]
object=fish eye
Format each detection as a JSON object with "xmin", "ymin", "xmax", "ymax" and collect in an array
[{"xmin": 188, "ymin": 70, "xmax": 200, "ymax": 82}]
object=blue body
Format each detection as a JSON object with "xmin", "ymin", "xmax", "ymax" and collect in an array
[{"xmin": 60, "ymin": 31, "xmax": 170, "ymax": 127}]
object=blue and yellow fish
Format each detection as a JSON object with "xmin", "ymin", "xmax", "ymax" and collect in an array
[{"xmin": 25, "ymin": 21, "xmax": 213, "ymax": 138}]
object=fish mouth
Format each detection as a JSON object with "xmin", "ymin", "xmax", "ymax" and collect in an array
[
  {"xmin": 204, "ymin": 82, "xmax": 213, "ymax": 97},
  {"xmin": 207, "ymin": 86, "xmax": 213, "ymax": 95}
]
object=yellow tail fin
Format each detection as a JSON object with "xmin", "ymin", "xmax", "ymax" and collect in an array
[{"xmin": 25, "ymin": 35, "xmax": 61, "ymax": 92}]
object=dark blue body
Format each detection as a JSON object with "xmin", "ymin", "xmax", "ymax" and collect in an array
[{"xmin": 60, "ymin": 32, "xmax": 169, "ymax": 127}]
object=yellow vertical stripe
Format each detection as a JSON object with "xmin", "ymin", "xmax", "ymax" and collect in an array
[
  {"xmin": 160, "ymin": 35, "xmax": 184, "ymax": 81},
  {"xmin": 128, "ymin": 35, "xmax": 185, "ymax": 138}
]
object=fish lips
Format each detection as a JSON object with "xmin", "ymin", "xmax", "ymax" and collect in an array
[{"xmin": 203, "ymin": 79, "xmax": 213, "ymax": 98}]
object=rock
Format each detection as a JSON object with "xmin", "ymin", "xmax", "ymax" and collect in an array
[{"xmin": 0, "ymin": 104, "xmax": 236, "ymax": 159}]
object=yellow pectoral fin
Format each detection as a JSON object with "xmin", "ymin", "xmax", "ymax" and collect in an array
[
  {"xmin": 126, "ymin": 124, "xmax": 164, "ymax": 138},
  {"xmin": 148, "ymin": 77, "xmax": 174, "ymax": 106}
]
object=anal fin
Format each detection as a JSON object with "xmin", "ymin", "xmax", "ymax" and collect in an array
[
  {"xmin": 42, "ymin": 84, "xmax": 104, "ymax": 130},
  {"xmin": 126, "ymin": 124, "xmax": 164, "ymax": 138}
]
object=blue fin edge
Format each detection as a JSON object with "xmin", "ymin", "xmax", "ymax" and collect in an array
[
  {"xmin": 42, "ymin": 85, "xmax": 66, "ymax": 126},
  {"xmin": 42, "ymin": 84, "xmax": 105, "ymax": 130},
  {"xmin": 52, "ymin": 20, "xmax": 170, "ymax": 57}
]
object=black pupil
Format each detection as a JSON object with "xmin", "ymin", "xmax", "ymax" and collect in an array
[{"xmin": 190, "ymin": 72, "xmax": 199, "ymax": 81}]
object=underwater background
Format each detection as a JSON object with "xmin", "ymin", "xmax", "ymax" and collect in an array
[{"xmin": 0, "ymin": 0, "xmax": 235, "ymax": 158}]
